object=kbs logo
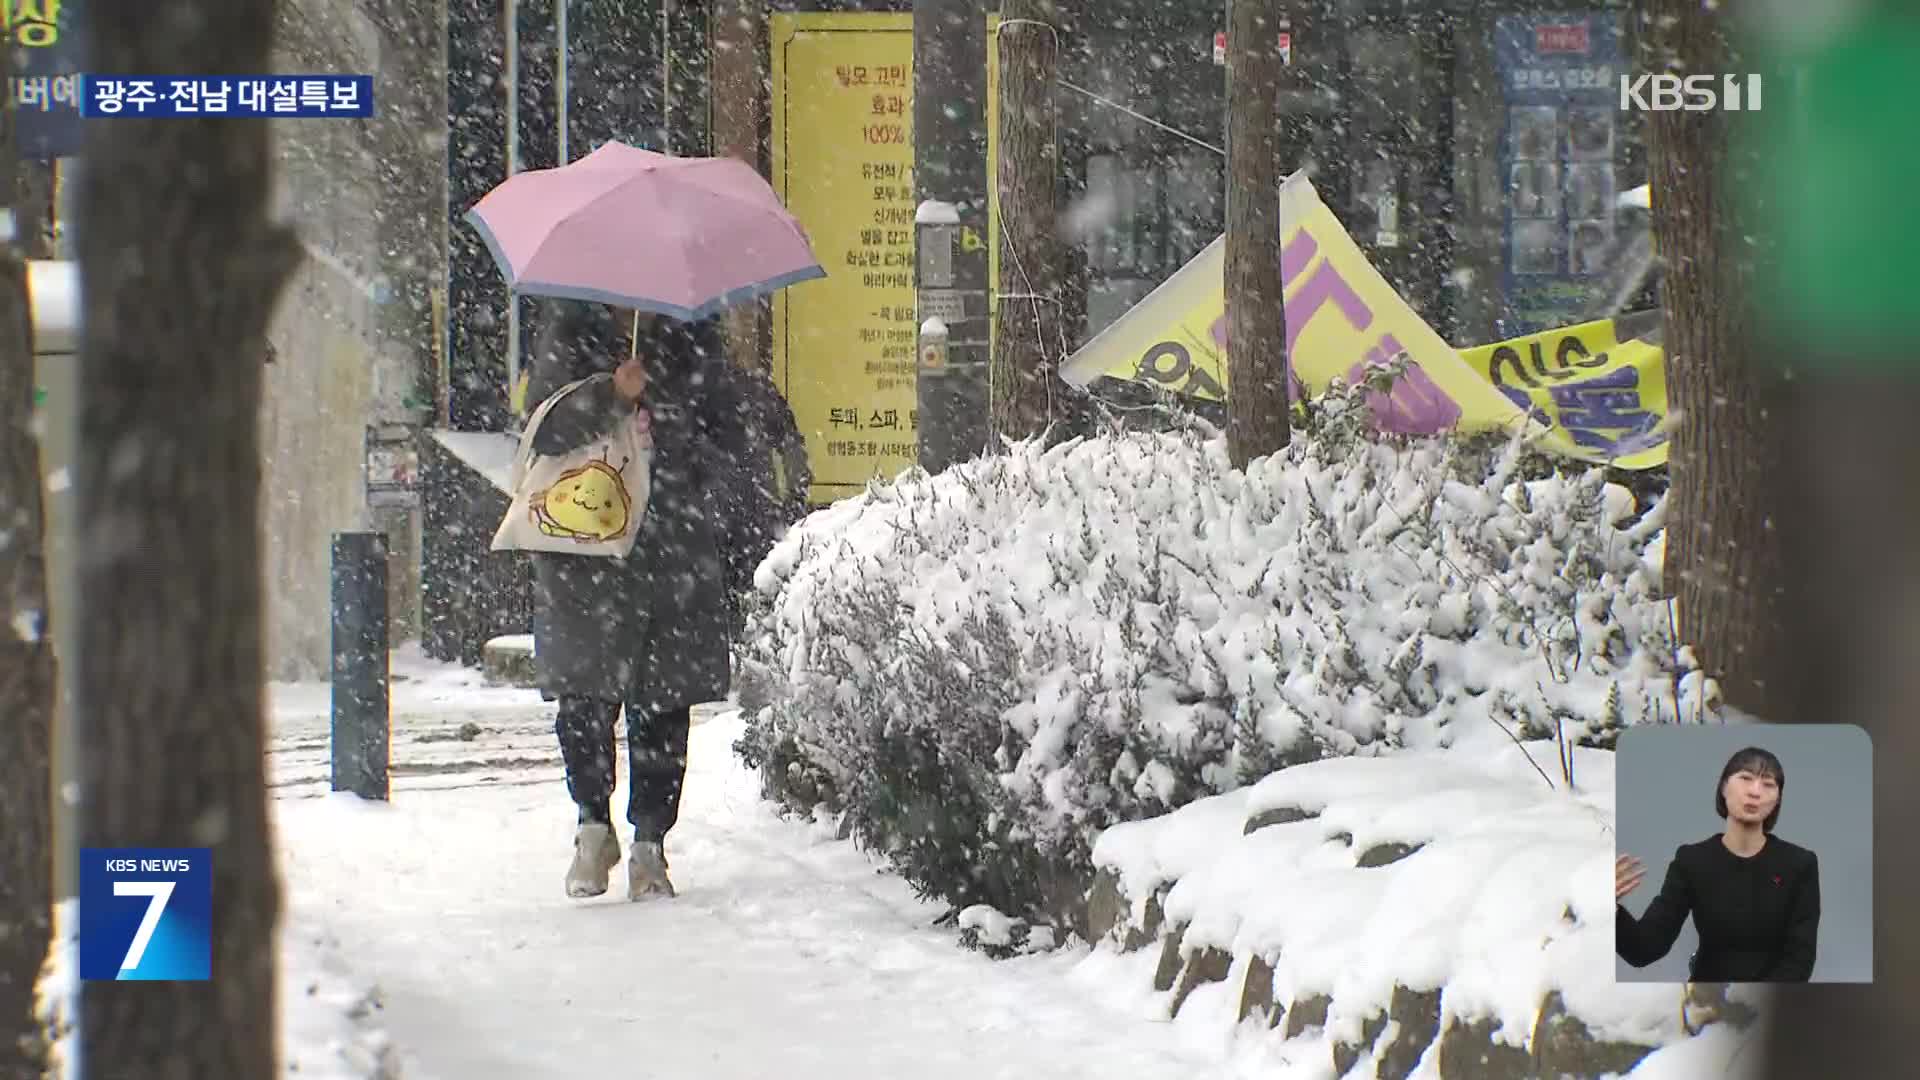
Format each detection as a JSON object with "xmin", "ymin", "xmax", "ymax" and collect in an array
[
  {"xmin": 1619, "ymin": 73, "xmax": 1763, "ymax": 112},
  {"xmin": 78, "ymin": 848, "xmax": 213, "ymax": 981}
]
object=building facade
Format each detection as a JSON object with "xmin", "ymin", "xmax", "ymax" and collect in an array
[
  {"xmin": 423, "ymin": 0, "xmax": 1646, "ymax": 660},
  {"xmin": 441, "ymin": 0, "xmax": 1644, "ymax": 426}
]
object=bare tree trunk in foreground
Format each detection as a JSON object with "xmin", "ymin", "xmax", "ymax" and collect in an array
[
  {"xmin": 1639, "ymin": 0, "xmax": 1792, "ymax": 717},
  {"xmin": 991, "ymin": 0, "xmax": 1065, "ymax": 442},
  {"xmin": 1223, "ymin": 0, "xmax": 1292, "ymax": 468},
  {"xmin": 0, "ymin": 19, "xmax": 56, "ymax": 1076},
  {"xmin": 74, "ymin": 0, "xmax": 303, "ymax": 1074}
]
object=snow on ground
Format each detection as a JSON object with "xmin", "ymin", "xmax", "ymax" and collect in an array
[
  {"xmin": 264, "ymin": 652, "xmax": 1773, "ymax": 1079},
  {"xmin": 270, "ymin": 641, "xmax": 548, "ymax": 729},
  {"xmin": 268, "ymin": 654, "xmax": 1259, "ymax": 1079},
  {"xmin": 265, "ymin": 648, "xmax": 1775, "ymax": 1079},
  {"xmin": 32, "ymin": 645, "xmax": 1767, "ymax": 1077},
  {"xmin": 37, "ymin": 900, "xmax": 401, "ymax": 1078},
  {"xmin": 1092, "ymin": 741, "xmax": 1770, "ymax": 1078},
  {"xmin": 269, "ymin": 642, "xmax": 557, "ymax": 800}
]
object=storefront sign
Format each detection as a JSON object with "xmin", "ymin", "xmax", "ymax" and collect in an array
[
  {"xmin": 1492, "ymin": 13, "xmax": 1623, "ymax": 336},
  {"xmin": 770, "ymin": 13, "xmax": 919, "ymax": 502},
  {"xmin": 366, "ymin": 424, "xmax": 419, "ymax": 508},
  {"xmin": 770, "ymin": 12, "xmax": 1002, "ymax": 503},
  {"xmin": 6, "ymin": 0, "xmax": 87, "ymax": 160}
]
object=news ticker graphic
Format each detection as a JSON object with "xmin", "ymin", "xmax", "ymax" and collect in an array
[
  {"xmin": 80, "ymin": 75, "xmax": 373, "ymax": 118},
  {"xmin": 78, "ymin": 847, "xmax": 213, "ymax": 981}
]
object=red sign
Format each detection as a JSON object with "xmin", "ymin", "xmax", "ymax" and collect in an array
[
  {"xmin": 1535, "ymin": 23, "xmax": 1590, "ymax": 54},
  {"xmin": 1213, "ymin": 29, "xmax": 1295, "ymax": 66}
]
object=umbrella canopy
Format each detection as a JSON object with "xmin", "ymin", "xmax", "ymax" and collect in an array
[{"xmin": 464, "ymin": 141, "xmax": 826, "ymax": 321}]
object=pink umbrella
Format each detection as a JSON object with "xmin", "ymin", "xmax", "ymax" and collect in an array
[{"xmin": 464, "ymin": 141, "xmax": 826, "ymax": 321}]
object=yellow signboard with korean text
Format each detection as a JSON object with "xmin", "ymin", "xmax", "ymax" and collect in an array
[
  {"xmin": 1456, "ymin": 316, "xmax": 1670, "ymax": 468},
  {"xmin": 771, "ymin": 13, "xmax": 921, "ymax": 503},
  {"xmin": 1061, "ymin": 173, "xmax": 1540, "ymax": 444},
  {"xmin": 770, "ymin": 12, "xmax": 1006, "ymax": 504}
]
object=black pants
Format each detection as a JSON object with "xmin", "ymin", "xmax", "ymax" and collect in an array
[{"xmin": 554, "ymin": 695, "xmax": 691, "ymax": 843}]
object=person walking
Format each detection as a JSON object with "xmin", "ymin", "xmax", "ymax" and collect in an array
[{"xmin": 523, "ymin": 301, "xmax": 745, "ymax": 901}]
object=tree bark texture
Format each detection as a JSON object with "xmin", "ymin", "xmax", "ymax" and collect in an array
[
  {"xmin": 1639, "ymin": 0, "xmax": 1792, "ymax": 717},
  {"xmin": 710, "ymin": 0, "xmax": 770, "ymax": 374},
  {"xmin": 74, "ymin": 0, "xmax": 303, "ymax": 1075},
  {"xmin": 1761, "ymin": 379, "xmax": 1920, "ymax": 1076},
  {"xmin": 0, "ymin": 21, "xmax": 56, "ymax": 1075},
  {"xmin": 1224, "ymin": 0, "xmax": 1292, "ymax": 469},
  {"xmin": 991, "ymin": 0, "xmax": 1065, "ymax": 442},
  {"xmin": 1750, "ymin": 8, "xmax": 1920, "ymax": 1068}
]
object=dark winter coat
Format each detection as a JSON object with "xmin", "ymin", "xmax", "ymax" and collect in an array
[
  {"xmin": 524, "ymin": 307, "xmax": 745, "ymax": 710},
  {"xmin": 720, "ymin": 366, "xmax": 811, "ymax": 629}
]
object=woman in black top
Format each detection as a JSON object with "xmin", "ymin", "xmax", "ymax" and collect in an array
[{"xmin": 1615, "ymin": 746, "xmax": 1821, "ymax": 982}]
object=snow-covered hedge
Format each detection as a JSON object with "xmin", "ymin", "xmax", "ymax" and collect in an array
[{"xmin": 734, "ymin": 384, "xmax": 1709, "ymax": 929}]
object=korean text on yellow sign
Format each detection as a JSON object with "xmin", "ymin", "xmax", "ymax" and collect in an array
[
  {"xmin": 5, "ymin": 1, "xmax": 64, "ymax": 47},
  {"xmin": 1061, "ymin": 172, "xmax": 1537, "ymax": 441},
  {"xmin": 770, "ymin": 12, "xmax": 921, "ymax": 504},
  {"xmin": 1457, "ymin": 316, "xmax": 1669, "ymax": 468}
]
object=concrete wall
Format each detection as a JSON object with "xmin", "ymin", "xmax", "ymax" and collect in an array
[
  {"xmin": 261, "ymin": 0, "xmax": 447, "ymax": 680},
  {"xmin": 260, "ymin": 260, "xmax": 382, "ymax": 680}
]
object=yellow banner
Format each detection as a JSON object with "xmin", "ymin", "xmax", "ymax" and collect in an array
[
  {"xmin": 1061, "ymin": 172, "xmax": 1537, "ymax": 440},
  {"xmin": 1457, "ymin": 315, "xmax": 1670, "ymax": 468},
  {"xmin": 771, "ymin": 13, "xmax": 921, "ymax": 503},
  {"xmin": 1057, "ymin": 174, "xmax": 1681, "ymax": 467}
]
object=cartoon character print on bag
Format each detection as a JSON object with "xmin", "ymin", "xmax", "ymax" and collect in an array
[{"xmin": 528, "ymin": 408, "xmax": 652, "ymax": 542}]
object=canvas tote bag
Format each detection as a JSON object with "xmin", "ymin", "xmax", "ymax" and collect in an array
[{"xmin": 490, "ymin": 376, "xmax": 653, "ymax": 558}]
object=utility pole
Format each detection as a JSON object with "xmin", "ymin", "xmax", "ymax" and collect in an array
[
  {"xmin": 913, "ymin": 0, "xmax": 991, "ymax": 472},
  {"xmin": 989, "ymin": 0, "xmax": 1065, "ymax": 442},
  {"xmin": 1223, "ymin": 0, "xmax": 1292, "ymax": 468}
]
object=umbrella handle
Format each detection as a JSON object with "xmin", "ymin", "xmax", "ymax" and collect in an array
[{"xmin": 631, "ymin": 310, "xmax": 639, "ymax": 361}]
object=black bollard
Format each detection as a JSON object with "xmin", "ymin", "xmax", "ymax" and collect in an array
[{"xmin": 330, "ymin": 531, "xmax": 390, "ymax": 800}]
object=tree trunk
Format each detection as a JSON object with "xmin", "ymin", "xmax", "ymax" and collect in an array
[
  {"xmin": 0, "ymin": 24, "xmax": 56, "ymax": 1077},
  {"xmin": 1749, "ymin": 6, "xmax": 1920, "ymax": 1071},
  {"xmin": 1762, "ymin": 380, "xmax": 1920, "ymax": 1075},
  {"xmin": 1224, "ymin": 0, "xmax": 1292, "ymax": 469},
  {"xmin": 991, "ymin": 0, "xmax": 1064, "ymax": 442},
  {"xmin": 1639, "ymin": 0, "xmax": 1791, "ymax": 717},
  {"xmin": 711, "ymin": 0, "xmax": 769, "ymax": 375},
  {"xmin": 74, "ymin": 1, "xmax": 303, "ymax": 1075}
]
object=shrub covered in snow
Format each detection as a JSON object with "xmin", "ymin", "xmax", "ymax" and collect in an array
[
  {"xmin": 734, "ymin": 382, "xmax": 1709, "ymax": 931},
  {"xmin": 1084, "ymin": 745, "xmax": 1767, "ymax": 1077}
]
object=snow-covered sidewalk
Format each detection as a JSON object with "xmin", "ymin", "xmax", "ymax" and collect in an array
[
  {"xmin": 27, "ymin": 649, "xmax": 1757, "ymax": 1078},
  {"xmin": 269, "ymin": 656, "xmax": 1260, "ymax": 1078}
]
